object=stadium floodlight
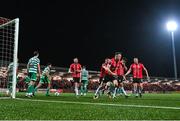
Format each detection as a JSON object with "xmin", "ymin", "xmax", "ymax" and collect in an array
[
  {"xmin": 0, "ymin": 17, "xmax": 19, "ymax": 98},
  {"xmin": 166, "ymin": 21, "xmax": 178, "ymax": 32},
  {"xmin": 166, "ymin": 20, "xmax": 178, "ymax": 80}
]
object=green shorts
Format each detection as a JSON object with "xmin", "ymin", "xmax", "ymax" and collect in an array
[
  {"xmin": 28, "ymin": 72, "xmax": 37, "ymax": 81},
  {"xmin": 40, "ymin": 75, "xmax": 50, "ymax": 84},
  {"xmin": 24, "ymin": 76, "xmax": 31, "ymax": 83},
  {"xmin": 81, "ymin": 80, "xmax": 88, "ymax": 85}
]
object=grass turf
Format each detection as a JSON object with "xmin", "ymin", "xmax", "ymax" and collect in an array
[{"xmin": 0, "ymin": 92, "xmax": 180, "ymax": 120}]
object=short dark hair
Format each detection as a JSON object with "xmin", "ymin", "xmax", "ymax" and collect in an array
[
  {"xmin": 115, "ymin": 52, "xmax": 122, "ymax": 55},
  {"xmin": 33, "ymin": 51, "xmax": 39, "ymax": 56},
  {"xmin": 82, "ymin": 66, "xmax": 86, "ymax": 69}
]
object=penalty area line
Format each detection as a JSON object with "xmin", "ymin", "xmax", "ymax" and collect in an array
[{"xmin": 16, "ymin": 98, "xmax": 180, "ymax": 110}]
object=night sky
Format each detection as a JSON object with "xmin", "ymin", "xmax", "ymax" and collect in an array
[{"xmin": 1, "ymin": 0, "xmax": 180, "ymax": 78}]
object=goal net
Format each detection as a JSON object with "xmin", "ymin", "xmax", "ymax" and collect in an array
[{"xmin": 0, "ymin": 17, "xmax": 19, "ymax": 98}]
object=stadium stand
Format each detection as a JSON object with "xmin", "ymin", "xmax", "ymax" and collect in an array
[{"xmin": 0, "ymin": 63, "xmax": 180, "ymax": 93}]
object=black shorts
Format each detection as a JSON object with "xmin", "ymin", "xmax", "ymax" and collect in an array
[
  {"xmin": 104, "ymin": 75, "xmax": 116, "ymax": 83},
  {"xmin": 133, "ymin": 78, "xmax": 143, "ymax": 83},
  {"xmin": 73, "ymin": 77, "xmax": 80, "ymax": 83},
  {"xmin": 99, "ymin": 77, "xmax": 104, "ymax": 83},
  {"xmin": 117, "ymin": 76, "xmax": 124, "ymax": 83}
]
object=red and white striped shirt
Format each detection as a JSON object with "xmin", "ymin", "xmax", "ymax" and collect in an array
[
  {"xmin": 130, "ymin": 63, "xmax": 145, "ymax": 79},
  {"xmin": 70, "ymin": 63, "xmax": 82, "ymax": 78}
]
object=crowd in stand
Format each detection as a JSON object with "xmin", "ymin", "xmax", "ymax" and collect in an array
[
  {"xmin": 16, "ymin": 75, "xmax": 180, "ymax": 93},
  {"xmin": 0, "ymin": 66, "xmax": 180, "ymax": 93}
]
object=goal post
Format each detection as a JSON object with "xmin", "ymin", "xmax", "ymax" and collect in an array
[
  {"xmin": 12, "ymin": 18, "xmax": 19, "ymax": 98},
  {"xmin": 0, "ymin": 17, "xmax": 19, "ymax": 98}
]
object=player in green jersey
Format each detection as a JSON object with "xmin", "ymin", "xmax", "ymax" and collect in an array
[
  {"xmin": 80, "ymin": 66, "xmax": 89, "ymax": 96},
  {"xmin": 34, "ymin": 63, "xmax": 52, "ymax": 96},
  {"xmin": 26, "ymin": 51, "xmax": 41, "ymax": 97}
]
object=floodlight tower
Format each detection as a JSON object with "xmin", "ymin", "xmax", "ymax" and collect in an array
[{"xmin": 166, "ymin": 21, "xmax": 178, "ymax": 80}]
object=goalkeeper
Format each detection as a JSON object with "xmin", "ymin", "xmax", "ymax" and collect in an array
[{"xmin": 34, "ymin": 63, "xmax": 52, "ymax": 96}]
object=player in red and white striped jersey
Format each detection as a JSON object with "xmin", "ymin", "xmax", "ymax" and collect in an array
[
  {"xmin": 69, "ymin": 58, "xmax": 82, "ymax": 96},
  {"xmin": 125, "ymin": 58, "xmax": 149, "ymax": 98}
]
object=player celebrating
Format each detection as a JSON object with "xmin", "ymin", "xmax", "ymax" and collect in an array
[
  {"xmin": 94, "ymin": 58, "xmax": 111, "ymax": 99},
  {"xmin": 69, "ymin": 58, "xmax": 82, "ymax": 96},
  {"xmin": 97, "ymin": 56, "xmax": 118, "ymax": 99},
  {"xmin": 110, "ymin": 52, "xmax": 127, "ymax": 98},
  {"xmin": 115, "ymin": 57, "xmax": 129, "ymax": 98},
  {"xmin": 26, "ymin": 51, "xmax": 41, "ymax": 97},
  {"xmin": 80, "ymin": 66, "xmax": 89, "ymax": 96},
  {"xmin": 125, "ymin": 58, "xmax": 149, "ymax": 98},
  {"xmin": 34, "ymin": 63, "xmax": 52, "ymax": 96}
]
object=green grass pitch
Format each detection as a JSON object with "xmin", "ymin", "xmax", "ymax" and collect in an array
[{"xmin": 0, "ymin": 92, "xmax": 180, "ymax": 120}]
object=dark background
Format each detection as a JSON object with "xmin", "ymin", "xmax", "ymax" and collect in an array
[{"xmin": 1, "ymin": 0, "xmax": 180, "ymax": 78}]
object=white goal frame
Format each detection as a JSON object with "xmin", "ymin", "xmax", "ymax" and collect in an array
[{"xmin": 0, "ymin": 18, "xmax": 19, "ymax": 98}]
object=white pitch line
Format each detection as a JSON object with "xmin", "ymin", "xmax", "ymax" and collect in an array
[
  {"xmin": 0, "ymin": 97, "xmax": 11, "ymax": 99},
  {"xmin": 16, "ymin": 98, "xmax": 180, "ymax": 110}
]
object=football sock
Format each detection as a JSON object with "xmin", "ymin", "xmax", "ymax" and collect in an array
[
  {"xmin": 121, "ymin": 87, "xmax": 127, "ymax": 95},
  {"xmin": 46, "ymin": 87, "xmax": 50, "ymax": 95}
]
